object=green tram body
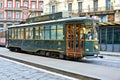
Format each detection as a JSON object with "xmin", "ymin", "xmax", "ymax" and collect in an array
[{"xmin": 7, "ymin": 17, "xmax": 99, "ymax": 59}]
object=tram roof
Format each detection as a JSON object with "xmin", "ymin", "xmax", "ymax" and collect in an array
[{"xmin": 8, "ymin": 17, "xmax": 97, "ymax": 28}]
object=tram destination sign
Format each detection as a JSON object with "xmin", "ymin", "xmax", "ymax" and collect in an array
[{"xmin": 26, "ymin": 12, "xmax": 62, "ymax": 23}]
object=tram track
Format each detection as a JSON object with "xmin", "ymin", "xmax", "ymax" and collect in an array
[{"xmin": 0, "ymin": 54, "xmax": 99, "ymax": 80}]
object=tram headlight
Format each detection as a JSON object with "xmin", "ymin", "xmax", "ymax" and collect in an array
[
  {"xmin": 86, "ymin": 49, "xmax": 89, "ymax": 52},
  {"xmin": 94, "ymin": 45, "xmax": 98, "ymax": 50}
]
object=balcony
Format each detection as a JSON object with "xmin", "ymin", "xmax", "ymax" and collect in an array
[
  {"xmin": 0, "ymin": 18, "xmax": 22, "ymax": 22},
  {"xmin": 67, "ymin": 0, "xmax": 73, "ymax": 3},
  {"xmin": 88, "ymin": 6, "xmax": 114, "ymax": 12},
  {"xmin": 31, "ymin": 0, "xmax": 36, "ymax": 1},
  {"xmin": 4, "ymin": 7, "xmax": 22, "ymax": 11},
  {"xmin": 29, "ymin": 8, "xmax": 43, "ymax": 12}
]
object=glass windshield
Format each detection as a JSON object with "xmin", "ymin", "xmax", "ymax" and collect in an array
[{"xmin": 85, "ymin": 27, "xmax": 98, "ymax": 40}]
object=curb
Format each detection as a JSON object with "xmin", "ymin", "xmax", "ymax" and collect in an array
[{"xmin": 100, "ymin": 51, "xmax": 120, "ymax": 57}]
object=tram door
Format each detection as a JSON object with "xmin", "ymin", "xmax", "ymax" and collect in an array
[{"xmin": 66, "ymin": 24, "xmax": 84, "ymax": 58}]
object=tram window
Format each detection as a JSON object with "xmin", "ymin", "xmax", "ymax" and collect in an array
[
  {"xmin": 29, "ymin": 28, "xmax": 33, "ymax": 39},
  {"xmin": 14, "ymin": 29, "xmax": 18, "ymax": 39},
  {"xmin": 85, "ymin": 27, "xmax": 98, "ymax": 40},
  {"xmin": 21, "ymin": 28, "xmax": 24, "ymax": 39},
  {"xmin": 51, "ymin": 25, "xmax": 56, "ymax": 39},
  {"xmin": 45, "ymin": 25, "xmax": 50, "ymax": 39},
  {"xmin": 57, "ymin": 24, "xmax": 63, "ymax": 40},
  {"xmin": 8, "ymin": 29, "xmax": 12, "ymax": 39},
  {"xmin": 25, "ymin": 28, "xmax": 33, "ymax": 39},
  {"xmin": 40, "ymin": 26, "xmax": 44, "ymax": 39},
  {"xmin": 35, "ymin": 27, "xmax": 40, "ymax": 39},
  {"xmin": 12, "ymin": 29, "xmax": 15, "ymax": 39},
  {"xmin": 18, "ymin": 28, "xmax": 21, "ymax": 39},
  {"xmin": 25, "ymin": 28, "xmax": 29, "ymax": 39}
]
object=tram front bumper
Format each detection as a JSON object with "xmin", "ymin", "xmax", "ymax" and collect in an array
[{"xmin": 83, "ymin": 51, "xmax": 100, "ymax": 56}]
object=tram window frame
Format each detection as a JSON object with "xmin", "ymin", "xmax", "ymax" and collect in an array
[
  {"xmin": 51, "ymin": 25, "xmax": 56, "ymax": 40},
  {"xmin": 40, "ymin": 26, "xmax": 44, "ymax": 39},
  {"xmin": 45, "ymin": 25, "xmax": 50, "ymax": 39},
  {"xmin": 29, "ymin": 27, "xmax": 33, "ymax": 39},
  {"xmin": 25, "ymin": 27, "xmax": 33, "ymax": 39},
  {"xmin": 35, "ymin": 27, "xmax": 40, "ymax": 39},
  {"xmin": 8, "ymin": 29, "xmax": 12, "ymax": 39},
  {"xmin": 12, "ymin": 29, "xmax": 15, "ymax": 39},
  {"xmin": 14, "ymin": 29, "xmax": 18, "ymax": 39},
  {"xmin": 18, "ymin": 28, "xmax": 21, "ymax": 39},
  {"xmin": 21, "ymin": 28, "xmax": 24, "ymax": 39},
  {"xmin": 57, "ymin": 24, "xmax": 63, "ymax": 40},
  {"xmin": 25, "ymin": 28, "xmax": 29, "ymax": 39}
]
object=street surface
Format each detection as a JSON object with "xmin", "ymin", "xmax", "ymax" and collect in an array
[
  {"xmin": 1, "ymin": 47, "xmax": 120, "ymax": 69},
  {"xmin": 0, "ymin": 57, "xmax": 77, "ymax": 80},
  {"xmin": 80, "ymin": 55, "xmax": 120, "ymax": 68},
  {"xmin": 0, "ymin": 47, "xmax": 120, "ymax": 80}
]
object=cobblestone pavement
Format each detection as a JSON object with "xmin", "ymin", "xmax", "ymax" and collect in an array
[{"xmin": 0, "ymin": 57, "xmax": 77, "ymax": 80}]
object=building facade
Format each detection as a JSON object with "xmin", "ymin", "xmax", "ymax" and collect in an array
[
  {"xmin": 43, "ymin": 0, "xmax": 120, "ymax": 52},
  {"xmin": 43, "ymin": 0, "xmax": 120, "ymax": 22},
  {"xmin": 0, "ymin": 0, "xmax": 43, "ymax": 30}
]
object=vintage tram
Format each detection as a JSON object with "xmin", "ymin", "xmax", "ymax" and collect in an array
[{"xmin": 7, "ymin": 17, "xmax": 99, "ymax": 59}]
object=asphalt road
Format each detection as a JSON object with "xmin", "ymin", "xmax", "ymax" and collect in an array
[{"xmin": 0, "ymin": 47, "xmax": 120, "ymax": 80}]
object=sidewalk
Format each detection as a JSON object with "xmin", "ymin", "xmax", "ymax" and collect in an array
[{"xmin": 100, "ymin": 51, "xmax": 120, "ymax": 57}]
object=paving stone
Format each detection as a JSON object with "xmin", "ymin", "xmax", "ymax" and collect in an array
[{"xmin": 0, "ymin": 57, "xmax": 73, "ymax": 80}]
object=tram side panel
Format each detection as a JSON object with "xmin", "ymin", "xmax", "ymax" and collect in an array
[{"xmin": 21, "ymin": 40, "xmax": 66, "ymax": 54}]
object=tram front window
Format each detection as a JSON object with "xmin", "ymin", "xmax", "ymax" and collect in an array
[{"xmin": 86, "ymin": 27, "xmax": 98, "ymax": 40}]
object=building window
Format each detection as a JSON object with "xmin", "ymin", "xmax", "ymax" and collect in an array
[
  {"xmin": 8, "ymin": 1, "xmax": 12, "ymax": 8},
  {"xmin": 7, "ymin": 24, "xmax": 12, "ymax": 28},
  {"xmin": 68, "ymin": 3, "xmax": 72, "ymax": 13},
  {"xmin": 0, "ymin": 12, "xmax": 2, "ymax": 19},
  {"xmin": 40, "ymin": 1, "xmax": 43, "ymax": 11},
  {"xmin": 107, "ymin": 28, "xmax": 113, "ymax": 44},
  {"xmin": 31, "ymin": 13, "xmax": 35, "ymax": 17},
  {"xmin": 99, "ymin": 15, "xmax": 107, "ymax": 22},
  {"xmin": 24, "ymin": 2, "xmax": 28, "ymax": 8},
  {"xmin": 101, "ymin": 28, "xmax": 106, "ymax": 44},
  {"xmin": 23, "ymin": 12, "xmax": 27, "ymax": 19},
  {"xmin": 0, "ymin": 24, "xmax": 3, "ymax": 28},
  {"xmin": 8, "ymin": 12, "xmax": 12, "ymax": 19},
  {"xmin": 94, "ymin": 0, "xmax": 98, "ymax": 11},
  {"xmin": 114, "ymin": 27, "xmax": 120, "ymax": 44},
  {"xmin": 0, "ymin": 3, "xmax": 2, "ymax": 8},
  {"xmin": 16, "ymin": 12, "xmax": 20, "ymax": 19},
  {"xmin": 16, "ymin": 2, "xmax": 20, "ymax": 8},
  {"xmin": 106, "ymin": 0, "xmax": 111, "ymax": 10},
  {"xmin": 116, "ymin": 0, "xmax": 120, "ymax": 6},
  {"xmin": 51, "ymin": 5, "xmax": 55, "ymax": 13},
  {"xmin": 78, "ymin": 2, "xmax": 82, "ymax": 12},
  {"xmin": 32, "ymin": 2, "xmax": 35, "ymax": 9}
]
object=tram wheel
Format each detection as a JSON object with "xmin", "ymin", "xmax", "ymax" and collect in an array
[
  {"xmin": 45, "ymin": 52, "xmax": 50, "ymax": 57},
  {"xmin": 59, "ymin": 54, "xmax": 64, "ymax": 59}
]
